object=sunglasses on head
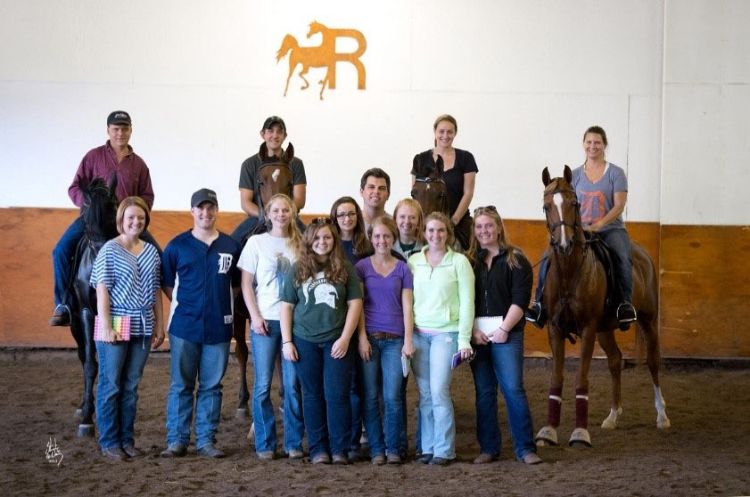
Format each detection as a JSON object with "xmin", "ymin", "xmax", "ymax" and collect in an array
[
  {"xmin": 473, "ymin": 205, "xmax": 498, "ymax": 216},
  {"xmin": 311, "ymin": 217, "xmax": 334, "ymax": 226}
]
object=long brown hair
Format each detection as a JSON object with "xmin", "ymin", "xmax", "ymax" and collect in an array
[
  {"xmin": 467, "ymin": 206, "xmax": 523, "ymax": 269},
  {"xmin": 294, "ymin": 219, "xmax": 349, "ymax": 286},
  {"xmin": 265, "ymin": 193, "xmax": 302, "ymax": 254},
  {"xmin": 329, "ymin": 196, "xmax": 371, "ymax": 257}
]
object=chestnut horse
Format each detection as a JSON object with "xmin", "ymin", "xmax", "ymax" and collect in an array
[
  {"xmin": 534, "ymin": 166, "xmax": 670, "ymax": 448},
  {"xmin": 68, "ymin": 177, "xmax": 119, "ymax": 436},
  {"xmin": 233, "ymin": 143, "xmax": 295, "ymax": 419}
]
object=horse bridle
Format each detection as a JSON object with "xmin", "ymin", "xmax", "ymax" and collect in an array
[{"xmin": 543, "ymin": 182, "xmax": 583, "ymax": 256}]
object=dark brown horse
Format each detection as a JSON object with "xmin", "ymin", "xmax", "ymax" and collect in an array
[
  {"xmin": 411, "ymin": 153, "xmax": 449, "ymax": 219},
  {"xmin": 69, "ymin": 177, "xmax": 119, "ymax": 436},
  {"xmin": 534, "ymin": 166, "xmax": 670, "ymax": 448},
  {"xmin": 233, "ymin": 143, "xmax": 295, "ymax": 419}
]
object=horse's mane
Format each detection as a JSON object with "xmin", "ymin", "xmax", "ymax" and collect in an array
[
  {"xmin": 414, "ymin": 153, "xmax": 444, "ymax": 179},
  {"xmin": 80, "ymin": 177, "xmax": 118, "ymax": 242}
]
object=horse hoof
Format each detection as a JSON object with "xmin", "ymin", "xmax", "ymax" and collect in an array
[
  {"xmin": 601, "ymin": 407, "xmax": 622, "ymax": 430},
  {"xmin": 568, "ymin": 428, "xmax": 592, "ymax": 448},
  {"xmin": 657, "ymin": 415, "xmax": 671, "ymax": 429},
  {"xmin": 77, "ymin": 424, "xmax": 95, "ymax": 438},
  {"xmin": 535, "ymin": 426, "xmax": 558, "ymax": 446},
  {"xmin": 235, "ymin": 407, "xmax": 249, "ymax": 420}
]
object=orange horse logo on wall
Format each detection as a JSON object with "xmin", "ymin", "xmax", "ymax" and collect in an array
[{"xmin": 276, "ymin": 21, "xmax": 367, "ymax": 100}]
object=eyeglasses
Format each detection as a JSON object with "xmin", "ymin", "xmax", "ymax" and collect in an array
[
  {"xmin": 311, "ymin": 217, "xmax": 334, "ymax": 226},
  {"xmin": 473, "ymin": 205, "xmax": 498, "ymax": 216},
  {"xmin": 336, "ymin": 211, "xmax": 357, "ymax": 219}
]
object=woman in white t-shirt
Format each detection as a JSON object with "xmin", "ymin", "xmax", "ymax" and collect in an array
[{"xmin": 238, "ymin": 193, "xmax": 304, "ymax": 460}]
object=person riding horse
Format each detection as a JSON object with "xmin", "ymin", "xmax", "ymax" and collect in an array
[
  {"xmin": 232, "ymin": 116, "xmax": 307, "ymax": 243},
  {"xmin": 411, "ymin": 114, "xmax": 478, "ymax": 251},
  {"xmin": 526, "ymin": 126, "xmax": 638, "ymax": 329},
  {"xmin": 50, "ymin": 110, "xmax": 158, "ymax": 326}
]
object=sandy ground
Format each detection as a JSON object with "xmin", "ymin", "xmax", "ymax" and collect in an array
[{"xmin": 1, "ymin": 349, "xmax": 748, "ymax": 497}]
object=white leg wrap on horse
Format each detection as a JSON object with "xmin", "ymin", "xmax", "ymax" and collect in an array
[
  {"xmin": 601, "ymin": 406, "xmax": 622, "ymax": 430},
  {"xmin": 653, "ymin": 385, "xmax": 671, "ymax": 429}
]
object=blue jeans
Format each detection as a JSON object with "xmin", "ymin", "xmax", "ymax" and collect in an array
[
  {"xmin": 251, "ymin": 320, "xmax": 304, "ymax": 454},
  {"xmin": 95, "ymin": 336, "xmax": 151, "ymax": 450},
  {"xmin": 470, "ymin": 331, "xmax": 537, "ymax": 460},
  {"xmin": 360, "ymin": 336, "xmax": 404, "ymax": 457},
  {"xmin": 350, "ymin": 355, "xmax": 364, "ymax": 451},
  {"xmin": 534, "ymin": 228, "xmax": 633, "ymax": 303},
  {"xmin": 412, "ymin": 331, "xmax": 458, "ymax": 459},
  {"xmin": 165, "ymin": 334, "xmax": 230, "ymax": 449},
  {"xmin": 293, "ymin": 335, "xmax": 353, "ymax": 458},
  {"xmin": 52, "ymin": 217, "xmax": 159, "ymax": 306}
]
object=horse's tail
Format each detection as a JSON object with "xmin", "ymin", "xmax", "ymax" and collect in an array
[{"xmin": 276, "ymin": 34, "xmax": 297, "ymax": 62}]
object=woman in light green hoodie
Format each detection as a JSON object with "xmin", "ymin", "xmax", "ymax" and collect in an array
[{"xmin": 408, "ymin": 212, "xmax": 474, "ymax": 466}]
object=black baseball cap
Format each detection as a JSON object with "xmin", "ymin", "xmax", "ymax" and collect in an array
[
  {"xmin": 262, "ymin": 116, "xmax": 286, "ymax": 132},
  {"xmin": 191, "ymin": 188, "xmax": 218, "ymax": 208},
  {"xmin": 107, "ymin": 110, "xmax": 132, "ymax": 126}
]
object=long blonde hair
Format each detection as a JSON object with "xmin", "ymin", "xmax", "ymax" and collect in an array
[
  {"xmin": 467, "ymin": 206, "xmax": 523, "ymax": 269},
  {"xmin": 294, "ymin": 219, "xmax": 349, "ymax": 286},
  {"xmin": 265, "ymin": 193, "xmax": 302, "ymax": 254}
]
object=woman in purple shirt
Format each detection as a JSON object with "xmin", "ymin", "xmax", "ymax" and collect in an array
[{"xmin": 355, "ymin": 216, "xmax": 415, "ymax": 465}]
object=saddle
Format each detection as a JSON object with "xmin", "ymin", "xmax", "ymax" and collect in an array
[{"xmin": 584, "ymin": 232, "xmax": 618, "ymax": 313}]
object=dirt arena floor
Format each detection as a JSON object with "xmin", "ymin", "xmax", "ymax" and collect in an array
[{"xmin": 1, "ymin": 348, "xmax": 748, "ymax": 497}]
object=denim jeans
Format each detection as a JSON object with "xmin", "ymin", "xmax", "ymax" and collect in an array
[
  {"xmin": 293, "ymin": 335, "xmax": 353, "ymax": 458},
  {"xmin": 165, "ymin": 334, "xmax": 230, "ymax": 449},
  {"xmin": 360, "ymin": 336, "xmax": 404, "ymax": 457},
  {"xmin": 350, "ymin": 354, "xmax": 364, "ymax": 451},
  {"xmin": 412, "ymin": 331, "xmax": 458, "ymax": 459},
  {"xmin": 95, "ymin": 336, "xmax": 151, "ymax": 450},
  {"xmin": 52, "ymin": 217, "xmax": 160, "ymax": 306},
  {"xmin": 470, "ymin": 330, "xmax": 537, "ymax": 459},
  {"xmin": 251, "ymin": 320, "xmax": 304, "ymax": 454}
]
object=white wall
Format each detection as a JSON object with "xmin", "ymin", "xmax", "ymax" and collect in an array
[{"xmin": 0, "ymin": 0, "xmax": 746, "ymax": 225}]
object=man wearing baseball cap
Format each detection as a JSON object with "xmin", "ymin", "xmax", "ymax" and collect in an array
[
  {"xmin": 160, "ymin": 189, "xmax": 241, "ymax": 459},
  {"xmin": 232, "ymin": 115, "xmax": 307, "ymax": 242},
  {"xmin": 49, "ymin": 110, "xmax": 158, "ymax": 326}
]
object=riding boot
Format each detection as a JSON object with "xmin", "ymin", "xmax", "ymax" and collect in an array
[
  {"xmin": 525, "ymin": 301, "xmax": 547, "ymax": 329},
  {"xmin": 616, "ymin": 302, "xmax": 637, "ymax": 331},
  {"xmin": 49, "ymin": 304, "xmax": 71, "ymax": 327}
]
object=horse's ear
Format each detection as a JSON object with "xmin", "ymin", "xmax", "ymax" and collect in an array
[
  {"xmin": 434, "ymin": 155, "xmax": 444, "ymax": 175},
  {"xmin": 542, "ymin": 167, "xmax": 551, "ymax": 186},
  {"xmin": 259, "ymin": 142, "xmax": 269, "ymax": 160},
  {"xmin": 563, "ymin": 165, "xmax": 572, "ymax": 183},
  {"xmin": 285, "ymin": 142, "xmax": 295, "ymax": 162},
  {"xmin": 108, "ymin": 173, "xmax": 118, "ymax": 194}
]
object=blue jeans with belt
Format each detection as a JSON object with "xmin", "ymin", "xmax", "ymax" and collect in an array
[{"xmin": 470, "ymin": 330, "xmax": 537, "ymax": 460}]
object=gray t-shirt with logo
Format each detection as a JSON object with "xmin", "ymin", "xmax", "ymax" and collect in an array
[{"xmin": 572, "ymin": 162, "xmax": 628, "ymax": 232}]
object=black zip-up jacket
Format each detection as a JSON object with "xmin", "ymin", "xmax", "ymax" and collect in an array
[{"xmin": 473, "ymin": 248, "xmax": 533, "ymax": 332}]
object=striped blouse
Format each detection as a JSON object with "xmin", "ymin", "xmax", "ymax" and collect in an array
[{"xmin": 90, "ymin": 239, "xmax": 161, "ymax": 337}]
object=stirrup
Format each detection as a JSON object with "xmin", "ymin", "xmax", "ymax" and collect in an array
[
  {"xmin": 525, "ymin": 301, "xmax": 547, "ymax": 329},
  {"xmin": 616, "ymin": 302, "xmax": 637, "ymax": 330}
]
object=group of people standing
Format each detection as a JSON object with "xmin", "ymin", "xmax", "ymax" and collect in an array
[{"xmin": 50, "ymin": 110, "xmax": 635, "ymax": 467}]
